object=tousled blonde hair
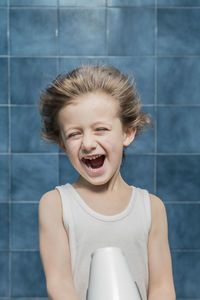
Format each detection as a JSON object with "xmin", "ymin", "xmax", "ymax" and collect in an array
[{"xmin": 38, "ymin": 64, "xmax": 153, "ymax": 164}]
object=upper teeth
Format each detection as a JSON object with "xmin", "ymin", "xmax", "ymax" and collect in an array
[{"xmin": 85, "ymin": 154, "xmax": 102, "ymax": 160}]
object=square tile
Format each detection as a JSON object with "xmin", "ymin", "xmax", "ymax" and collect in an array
[
  {"xmin": 157, "ymin": 0, "xmax": 200, "ymax": 6},
  {"xmin": 120, "ymin": 154, "xmax": 155, "ymax": 193},
  {"xmin": 107, "ymin": 57, "xmax": 155, "ymax": 105},
  {"xmin": 0, "ymin": 251, "xmax": 9, "ymax": 296},
  {"xmin": 11, "ymin": 154, "xmax": 58, "ymax": 201},
  {"xmin": 157, "ymin": 155, "xmax": 200, "ymax": 202},
  {"xmin": 0, "ymin": 204, "xmax": 9, "ymax": 249},
  {"xmin": 158, "ymin": 8, "xmax": 200, "ymax": 55},
  {"xmin": 11, "ymin": 58, "xmax": 57, "ymax": 105},
  {"xmin": 0, "ymin": 8, "xmax": 8, "ymax": 55},
  {"xmin": 0, "ymin": 107, "xmax": 8, "ymax": 152},
  {"xmin": 172, "ymin": 252, "xmax": 200, "ymax": 298},
  {"xmin": 58, "ymin": 8, "xmax": 106, "ymax": 55},
  {"xmin": 11, "ymin": 106, "xmax": 58, "ymax": 153},
  {"xmin": 157, "ymin": 107, "xmax": 200, "ymax": 153},
  {"xmin": 10, "ymin": 0, "xmax": 57, "ymax": 5},
  {"xmin": 0, "ymin": 58, "xmax": 8, "ymax": 104},
  {"xmin": 126, "ymin": 107, "xmax": 155, "ymax": 153},
  {"xmin": 166, "ymin": 204, "xmax": 200, "ymax": 249},
  {"xmin": 157, "ymin": 58, "xmax": 200, "ymax": 105},
  {"xmin": 108, "ymin": 8, "xmax": 155, "ymax": 55},
  {"xmin": 59, "ymin": 0, "xmax": 106, "ymax": 5},
  {"xmin": 11, "ymin": 251, "xmax": 47, "ymax": 297},
  {"xmin": 0, "ymin": 0, "xmax": 7, "ymax": 6},
  {"xmin": 108, "ymin": 0, "xmax": 155, "ymax": 6},
  {"xmin": 11, "ymin": 203, "xmax": 39, "ymax": 249},
  {"xmin": 0, "ymin": 155, "xmax": 9, "ymax": 202},
  {"xmin": 10, "ymin": 8, "xmax": 57, "ymax": 56}
]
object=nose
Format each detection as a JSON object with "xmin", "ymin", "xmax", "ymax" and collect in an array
[{"xmin": 81, "ymin": 132, "xmax": 97, "ymax": 153}]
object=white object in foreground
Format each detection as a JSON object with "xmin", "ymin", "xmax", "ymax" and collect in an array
[{"xmin": 86, "ymin": 247, "xmax": 142, "ymax": 300}]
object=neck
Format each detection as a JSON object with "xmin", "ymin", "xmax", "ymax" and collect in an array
[{"xmin": 74, "ymin": 172, "xmax": 129, "ymax": 194}]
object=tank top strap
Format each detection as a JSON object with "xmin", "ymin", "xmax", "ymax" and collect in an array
[
  {"xmin": 55, "ymin": 183, "xmax": 73, "ymax": 233},
  {"xmin": 136, "ymin": 187, "xmax": 151, "ymax": 234}
]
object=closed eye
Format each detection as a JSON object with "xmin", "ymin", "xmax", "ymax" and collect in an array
[
  {"xmin": 68, "ymin": 132, "xmax": 80, "ymax": 138},
  {"xmin": 96, "ymin": 128, "xmax": 108, "ymax": 131},
  {"xmin": 68, "ymin": 128, "xmax": 108, "ymax": 138}
]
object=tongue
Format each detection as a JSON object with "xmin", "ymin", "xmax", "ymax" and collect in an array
[{"xmin": 88, "ymin": 156, "xmax": 104, "ymax": 169}]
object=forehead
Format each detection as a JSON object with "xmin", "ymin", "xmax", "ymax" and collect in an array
[{"xmin": 58, "ymin": 92, "xmax": 120, "ymax": 127}]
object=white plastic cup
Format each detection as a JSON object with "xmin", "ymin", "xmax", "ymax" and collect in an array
[{"xmin": 86, "ymin": 247, "xmax": 142, "ymax": 300}]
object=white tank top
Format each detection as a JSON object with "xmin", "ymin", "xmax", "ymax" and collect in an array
[{"xmin": 55, "ymin": 183, "xmax": 151, "ymax": 300}]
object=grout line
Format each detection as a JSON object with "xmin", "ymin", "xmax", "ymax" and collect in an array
[
  {"xmin": 105, "ymin": 0, "xmax": 109, "ymax": 56},
  {"xmin": 0, "ymin": 201, "xmax": 43, "ymax": 203},
  {"xmin": 171, "ymin": 249, "xmax": 200, "ymax": 252},
  {"xmin": 9, "ymin": 5, "xmax": 110, "ymax": 9},
  {"xmin": 164, "ymin": 202, "xmax": 200, "ymax": 204},
  {"xmin": 5, "ymin": 5, "xmax": 200, "ymax": 9},
  {"xmin": 56, "ymin": 0, "xmax": 59, "ymax": 60},
  {"xmin": 2, "ymin": 55, "xmax": 200, "ymax": 58},
  {"xmin": 157, "ymin": 6, "xmax": 200, "ymax": 9},
  {"xmin": 106, "ymin": 6, "xmax": 200, "ymax": 9},
  {"xmin": 154, "ymin": 0, "xmax": 158, "ymax": 194},
  {"xmin": 2, "ymin": 152, "xmax": 200, "ymax": 155},
  {"xmin": 0, "ymin": 249, "xmax": 40, "ymax": 252},
  {"xmin": 7, "ymin": 0, "xmax": 11, "ymax": 299}
]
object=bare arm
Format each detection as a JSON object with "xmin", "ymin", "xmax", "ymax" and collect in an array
[
  {"xmin": 147, "ymin": 194, "xmax": 176, "ymax": 300},
  {"xmin": 38, "ymin": 190, "xmax": 81, "ymax": 300}
]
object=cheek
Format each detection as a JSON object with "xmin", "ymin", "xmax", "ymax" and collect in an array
[
  {"xmin": 102, "ymin": 137, "xmax": 121, "ymax": 154},
  {"xmin": 64, "ymin": 140, "xmax": 79, "ymax": 156}
]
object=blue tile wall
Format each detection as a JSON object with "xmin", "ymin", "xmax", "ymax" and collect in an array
[
  {"xmin": 59, "ymin": 0, "xmax": 106, "ymax": 5},
  {"xmin": 0, "ymin": 58, "xmax": 8, "ymax": 104},
  {"xmin": 0, "ymin": 107, "xmax": 9, "ymax": 152},
  {"xmin": 11, "ymin": 252, "xmax": 47, "ymax": 297},
  {"xmin": 10, "ymin": 0, "xmax": 57, "ymax": 6},
  {"xmin": 58, "ymin": 8, "xmax": 106, "ymax": 55},
  {"xmin": 157, "ymin": 155, "xmax": 200, "ymax": 202},
  {"xmin": 108, "ymin": 8, "xmax": 155, "ymax": 55},
  {"xmin": 157, "ymin": 107, "xmax": 200, "ymax": 153},
  {"xmin": 108, "ymin": 0, "xmax": 155, "ymax": 6},
  {"xmin": 10, "ymin": 8, "xmax": 57, "ymax": 56},
  {"xmin": 1, "ymin": 1, "xmax": 200, "ymax": 299},
  {"xmin": 0, "ymin": 252, "xmax": 9, "ymax": 296},
  {"xmin": 10, "ymin": 58, "xmax": 57, "ymax": 105},
  {"xmin": 157, "ymin": 0, "xmax": 200, "ymax": 6},
  {"xmin": 157, "ymin": 8, "xmax": 200, "ymax": 56},
  {"xmin": 0, "ymin": 155, "xmax": 9, "ymax": 201},
  {"xmin": 0, "ymin": 0, "xmax": 7, "ymax": 6},
  {"xmin": 157, "ymin": 57, "xmax": 200, "ymax": 105},
  {"xmin": 0, "ymin": 8, "xmax": 8, "ymax": 55}
]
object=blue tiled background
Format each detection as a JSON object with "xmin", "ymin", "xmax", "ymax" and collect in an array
[{"xmin": 1, "ymin": 0, "xmax": 200, "ymax": 299}]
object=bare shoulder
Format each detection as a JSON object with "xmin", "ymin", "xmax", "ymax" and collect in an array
[
  {"xmin": 149, "ymin": 193, "xmax": 167, "ymax": 233},
  {"xmin": 149, "ymin": 193, "xmax": 166, "ymax": 214},
  {"xmin": 39, "ymin": 189, "xmax": 62, "ymax": 222},
  {"xmin": 40, "ymin": 189, "xmax": 60, "ymax": 204}
]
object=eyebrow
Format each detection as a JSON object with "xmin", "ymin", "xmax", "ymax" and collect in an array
[{"xmin": 64, "ymin": 121, "xmax": 111, "ymax": 133}]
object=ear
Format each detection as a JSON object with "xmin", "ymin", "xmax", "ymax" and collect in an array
[
  {"xmin": 123, "ymin": 127, "xmax": 137, "ymax": 147},
  {"xmin": 58, "ymin": 138, "xmax": 68, "ymax": 155}
]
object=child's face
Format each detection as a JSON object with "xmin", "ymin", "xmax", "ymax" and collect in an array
[{"xmin": 58, "ymin": 91, "xmax": 135, "ymax": 186}]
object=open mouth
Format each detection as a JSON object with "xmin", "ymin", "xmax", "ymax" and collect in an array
[{"xmin": 82, "ymin": 155, "xmax": 106, "ymax": 169}]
